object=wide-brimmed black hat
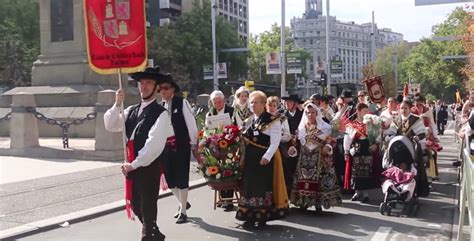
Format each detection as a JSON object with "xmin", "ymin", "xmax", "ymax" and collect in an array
[
  {"xmin": 340, "ymin": 89, "xmax": 353, "ymax": 98},
  {"xmin": 310, "ymin": 93, "xmax": 322, "ymax": 100},
  {"xmin": 130, "ymin": 66, "xmax": 165, "ymax": 83},
  {"xmin": 282, "ymin": 94, "xmax": 303, "ymax": 103},
  {"xmin": 131, "ymin": 66, "xmax": 180, "ymax": 92}
]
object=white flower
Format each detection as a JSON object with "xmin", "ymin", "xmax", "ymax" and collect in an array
[
  {"xmin": 216, "ymin": 173, "xmax": 221, "ymax": 179},
  {"xmin": 225, "ymin": 135, "xmax": 232, "ymax": 140},
  {"xmin": 227, "ymin": 153, "xmax": 233, "ymax": 158},
  {"xmin": 205, "ymin": 170, "xmax": 210, "ymax": 176},
  {"xmin": 235, "ymin": 137, "xmax": 240, "ymax": 142},
  {"xmin": 234, "ymin": 171, "xmax": 238, "ymax": 174},
  {"xmin": 225, "ymin": 159, "xmax": 232, "ymax": 164}
]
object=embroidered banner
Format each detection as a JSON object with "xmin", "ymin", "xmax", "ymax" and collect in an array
[
  {"xmin": 83, "ymin": 0, "xmax": 147, "ymax": 74},
  {"xmin": 364, "ymin": 76, "xmax": 386, "ymax": 104}
]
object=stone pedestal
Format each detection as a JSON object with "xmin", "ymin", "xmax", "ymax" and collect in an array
[
  {"xmin": 10, "ymin": 93, "xmax": 39, "ymax": 148},
  {"xmin": 95, "ymin": 90, "xmax": 124, "ymax": 152}
]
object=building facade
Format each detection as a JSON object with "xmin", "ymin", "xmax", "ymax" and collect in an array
[
  {"xmin": 291, "ymin": 0, "xmax": 403, "ymax": 94},
  {"xmin": 153, "ymin": 0, "xmax": 249, "ymax": 43}
]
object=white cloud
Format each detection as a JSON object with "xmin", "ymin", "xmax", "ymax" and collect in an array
[{"xmin": 249, "ymin": 0, "xmax": 466, "ymax": 41}]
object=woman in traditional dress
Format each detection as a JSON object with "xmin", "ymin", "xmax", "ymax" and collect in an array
[
  {"xmin": 236, "ymin": 91, "xmax": 288, "ymax": 228},
  {"xmin": 385, "ymin": 100, "xmax": 430, "ymax": 197},
  {"xmin": 266, "ymin": 96, "xmax": 292, "ymax": 143},
  {"xmin": 343, "ymin": 103, "xmax": 379, "ymax": 203},
  {"xmin": 233, "ymin": 86, "xmax": 252, "ymax": 127},
  {"xmin": 291, "ymin": 103, "xmax": 342, "ymax": 213}
]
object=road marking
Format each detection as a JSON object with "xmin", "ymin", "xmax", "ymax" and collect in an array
[{"xmin": 371, "ymin": 227, "xmax": 392, "ymax": 241}]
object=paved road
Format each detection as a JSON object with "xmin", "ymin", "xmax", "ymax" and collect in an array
[
  {"xmin": 0, "ymin": 160, "xmax": 202, "ymax": 232},
  {"xmin": 6, "ymin": 128, "xmax": 461, "ymax": 241}
]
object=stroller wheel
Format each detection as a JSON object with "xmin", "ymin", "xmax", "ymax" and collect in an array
[{"xmin": 379, "ymin": 203, "xmax": 391, "ymax": 216}]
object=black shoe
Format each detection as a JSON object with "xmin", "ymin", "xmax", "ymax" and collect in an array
[
  {"xmin": 361, "ymin": 197, "xmax": 369, "ymax": 203},
  {"xmin": 257, "ymin": 221, "xmax": 267, "ymax": 228},
  {"xmin": 176, "ymin": 213, "xmax": 187, "ymax": 224},
  {"xmin": 453, "ymin": 161, "xmax": 462, "ymax": 167},
  {"xmin": 224, "ymin": 204, "xmax": 234, "ymax": 212},
  {"xmin": 152, "ymin": 230, "xmax": 165, "ymax": 241},
  {"xmin": 315, "ymin": 207, "xmax": 323, "ymax": 214},
  {"xmin": 242, "ymin": 220, "xmax": 255, "ymax": 229},
  {"xmin": 173, "ymin": 202, "xmax": 191, "ymax": 218},
  {"xmin": 351, "ymin": 194, "xmax": 360, "ymax": 201}
]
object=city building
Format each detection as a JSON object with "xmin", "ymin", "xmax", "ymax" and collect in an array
[
  {"xmin": 150, "ymin": 0, "xmax": 249, "ymax": 43},
  {"xmin": 291, "ymin": 0, "xmax": 403, "ymax": 94}
]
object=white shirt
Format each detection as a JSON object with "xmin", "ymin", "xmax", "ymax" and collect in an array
[
  {"xmin": 104, "ymin": 100, "xmax": 174, "ymax": 170},
  {"xmin": 250, "ymin": 114, "xmax": 282, "ymax": 161},
  {"xmin": 269, "ymin": 111, "xmax": 291, "ymax": 142},
  {"xmin": 162, "ymin": 97, "xmax": 198, "ymax": 145}
]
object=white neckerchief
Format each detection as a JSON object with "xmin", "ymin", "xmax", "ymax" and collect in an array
[{"xmin": 138, "ymin": 98, "xmax": 156, "ymax": 116}]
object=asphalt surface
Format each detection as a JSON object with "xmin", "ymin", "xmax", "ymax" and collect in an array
[
  {"xmin": 0, "ymin": 162, "xmax": 202, "ymax": 232},
  {"xmin": 4, "ymin": 128, "xmax": 461, "ymax": 241}
]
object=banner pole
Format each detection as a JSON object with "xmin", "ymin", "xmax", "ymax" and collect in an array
[{"xmin": 118, "ymin": 68, "xmax": 128, "ymax": 162}]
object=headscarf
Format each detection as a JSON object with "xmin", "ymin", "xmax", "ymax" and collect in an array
[
  {"xmin": 232, "ymin": 86, "xmax": 250, "ymax": 108},
  {"xmin": 297, "ymin": 103, "xmax": 331, "ymax": 145}
]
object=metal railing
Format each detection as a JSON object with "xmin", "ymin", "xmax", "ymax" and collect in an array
[{"xmin": 458, "ymin": 135, "xmax": 474, "ymax": 240}]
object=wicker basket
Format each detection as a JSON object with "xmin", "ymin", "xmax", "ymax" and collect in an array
[{"xmin": 206, "ymin": 179, "xmax": 240, "ymax": 190}]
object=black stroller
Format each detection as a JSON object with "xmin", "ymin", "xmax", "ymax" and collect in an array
[{"xmin": 379, "ymin": 136, "xmax": 430, "ymax": 217}]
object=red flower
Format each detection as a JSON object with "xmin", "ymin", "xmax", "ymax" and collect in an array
[{"xmin": 223, "ymin": 169, "xmax": 233, "ymax": 177}]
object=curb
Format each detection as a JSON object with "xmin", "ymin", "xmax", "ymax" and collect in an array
[{"xmin": 0, "ymin": 178, "xmax": 208, "ymax": 240}]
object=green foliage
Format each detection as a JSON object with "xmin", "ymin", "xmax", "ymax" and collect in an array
[
  {"xmin": 372, "ymin": 42, "xmax": 412, "ymax": 97},
  {"xmin": 248, "ymin": 24, "xmax": 310, "ymax": 87},
  {"xmin": 398, "ymin": 7, "xmax": 469, "ymax": 102},
  {"xmin": 148, "ymin": 0, "xmax": 247, "ymax": 96},
  {"xmin": 0, "ymin": 0, "xmax": 40, "ymax": 88}
]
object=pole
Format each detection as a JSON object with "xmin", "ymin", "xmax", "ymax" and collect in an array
[
  {"xmin": 325, "ymin": 0, "xmax": 331, "ymax": 95},
  {"xmin": 394, "ymin": 52, "xmax": 398, "ymax": 94},
  {"xmin": 280, "ymin": 0, "xmax": 286, "ymax": 97},
  {"xmin": 211, "ymin": 0, "xmax": 218, "ymax": 90},
  {"xmin": 371, "ymin": 11, "xmax": 375, "ymax": 62},
  {"xmin": 117, "ymin": 68, "xmax": 127, "ymax": 161},
  {"xmin": 306, "ymin": 77, "xmax": 309, "ymax": 99}
]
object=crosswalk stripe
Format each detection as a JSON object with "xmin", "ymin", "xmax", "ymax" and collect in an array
[{"xmin": 371, "ymin": 227, "xmax": 392, "ymax": 241}]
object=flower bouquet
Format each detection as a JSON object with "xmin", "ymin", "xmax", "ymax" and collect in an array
[
  {"xmin": 362, "ymin": 114, "xmax": 387, "ymax": 145},
  {"xmin": 197, "ymin": 124, "xmax": 242, "ymax": 189}
]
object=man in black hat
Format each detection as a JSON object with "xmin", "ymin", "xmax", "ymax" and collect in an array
[
  {"xmin": 158, "ymin": 71, "xmax": 198, "ymax": 224},
  {"xmin": 104, "ymin": 66, "xmax": 173, "ymax": 241},
  {"xmin": 280, "ymin": 94, "xmax": 304, "ymax": 194}
]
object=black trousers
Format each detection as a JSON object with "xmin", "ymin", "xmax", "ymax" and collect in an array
[
  {"xmin": 165, "ymin": 145, "xmax": 191, "ymax": 189},
  {"xmin": 437, "ymin": 120, "xmax": 445, "ymax": 135},
  {"xmin": 131, "ymin": 174, "xmax": 162, "ymax": 241}
]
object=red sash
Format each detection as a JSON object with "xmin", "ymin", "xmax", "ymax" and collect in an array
[{"xmin": 125, "ymin": 140, "xmax": 135, "ymax": 220}]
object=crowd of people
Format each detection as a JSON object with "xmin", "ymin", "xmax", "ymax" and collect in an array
[{"xmin": 103, "ymin": 66, "xmax": 464, "ymax": 241}]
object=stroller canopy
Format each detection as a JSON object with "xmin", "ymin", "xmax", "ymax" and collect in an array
[{"xmin": 383, "ymin": 136, "xmax": 415, "ymax": 168}]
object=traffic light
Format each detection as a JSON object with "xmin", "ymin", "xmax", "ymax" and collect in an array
[
  {"xmin": 244, "ymin": 80, "xmax": 255, "ymax": 91},
  {"xmin": 320, "ymin": 72, "xmax": 327, "ymax": 86}
]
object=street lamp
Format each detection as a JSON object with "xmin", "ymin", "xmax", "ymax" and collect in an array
[{"xmin": 211, "ymin": 0, "xmax": 218, "ymax": 90}]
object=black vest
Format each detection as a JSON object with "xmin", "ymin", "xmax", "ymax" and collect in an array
[
  {"xmin": 244, "ymin": 112, "xmax": 273, "ymax": 147},
  {"xmin": 208, "ymin": 105, "xmax": 234, "ymax": 118},
  {"xmin": 285, "ymin": 109, "xmax": 303, "ymax": 134},
  {"xmin": 169, "ymin": 96, "xmax": 191, "ymax": 145},
  {"xmin": 125, "ymin": 101, "xmax": 166, "ymax": 178}
]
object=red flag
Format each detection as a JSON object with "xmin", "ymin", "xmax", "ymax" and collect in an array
[
  {"xmin": 84, "ymin": 0, "xmax": 147, "ymax": 74},
  {"xmin": 403, "ymin": 83, "xmax": 409, "ymax": 97}
]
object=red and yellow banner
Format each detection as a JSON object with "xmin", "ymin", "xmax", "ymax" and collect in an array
[{"xmin": 83, "ymin": 0, "xmax": 147, "ymax": 74}]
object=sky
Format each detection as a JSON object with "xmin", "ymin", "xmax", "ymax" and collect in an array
[{"xmin": 249, "ymin": 0, "xmax": 468, "ymax": 42}]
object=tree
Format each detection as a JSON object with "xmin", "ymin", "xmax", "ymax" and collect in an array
[
  {"xmin": 248, "ymin": 24, "xmax": 310, "ymax": 89},
  {"xmin": 398, "ymin": 7, "xmax": 469, "ymax": 102},
  {"xmin": 372, "ymin": 42, "xmax": 412, "ymax": 97},
  {"xmin": 0, "ymin": 0, "xmax": 40, "ymax": 88},
  {"xmin": 147, "ymin": 0, "xmax": 247, "ymax": 96}
]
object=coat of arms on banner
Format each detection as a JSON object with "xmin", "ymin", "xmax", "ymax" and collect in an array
[
  {"xmin": 87, "ymin": 0, "xmax": 141, "ymax": 49},
  {"xmin": 84, "ymin": 0, "xmax": 147, "ymax": 74},
  {"xmin": 363, "ymin": 76, "xmax": 386, "ymax": 103}
]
